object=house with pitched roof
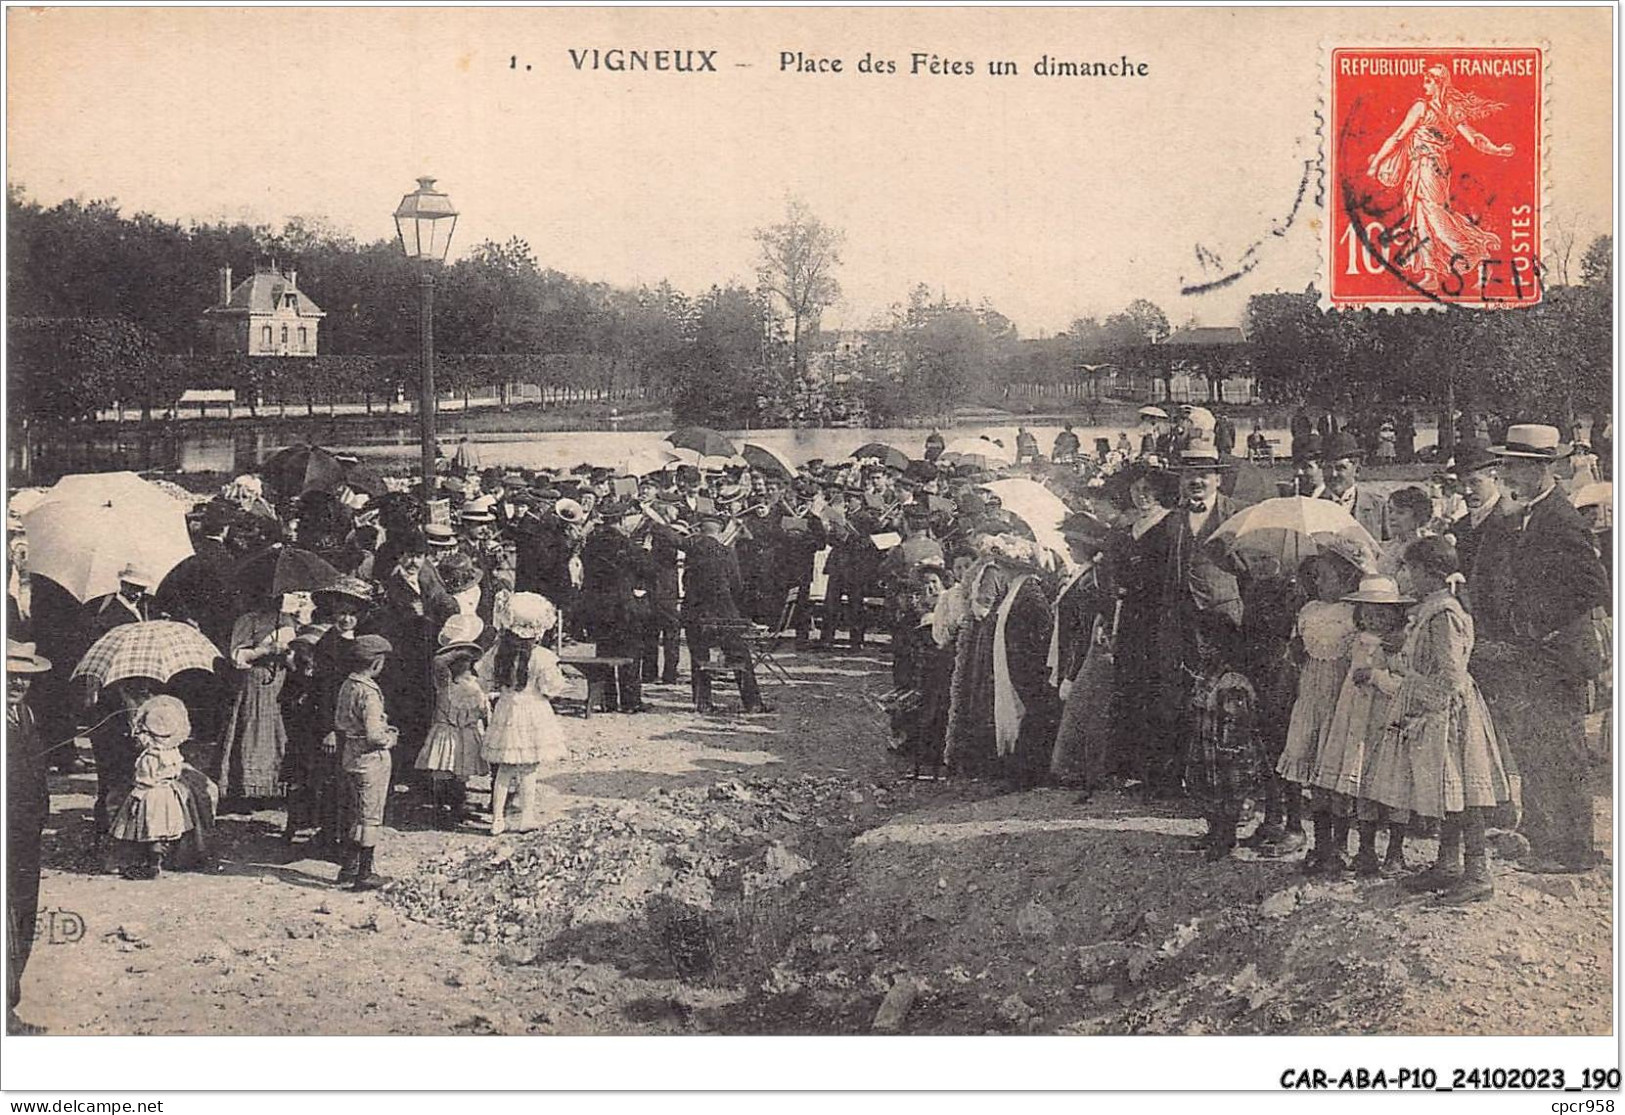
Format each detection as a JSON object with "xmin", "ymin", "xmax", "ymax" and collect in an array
[{"xmin": 202, "ymin": 261, "xmax": 325, "ymax": 356}]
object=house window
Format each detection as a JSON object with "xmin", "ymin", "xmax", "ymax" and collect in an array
[
  {"xmin": 299, "ymin": 327, "xmax": 309, "ymax": 351},
  {"xmin": 261, "ymin": 325, "xmax": 273, "ymax": 349},
  {"xmin": 281, "ymin": 325, "xmax": 289, "ymax": 346}
]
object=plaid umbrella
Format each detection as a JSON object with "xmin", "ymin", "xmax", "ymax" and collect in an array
[
  {"xmin": 72, "ymin": 620, "xmax": 222, "ymax": 687},
  {"xmin": 236, "ymin": 544, "xmax": 345, "ymax": 599}
]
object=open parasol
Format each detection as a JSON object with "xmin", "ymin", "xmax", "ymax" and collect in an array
[
  {"xmin": 1138, "ymin": 405, "xmax": 1169, "ymax": 420},
  {"xmin": 72, "ymin": 620, "xmax": 222, "ymax": 688},
  {"xmin": 850, "ymin": 443, "xmax": 910, "ymax": 471},
  {"xmin": 741, "ymin": 442, "xmax": 796, "ymax": 478},
  {"xmin": 941, "ymin": 437, "xmax": 1015, "ymax": 470},
  {"xmin": 979, "ymin": 478, "xmax": 1072, "ymax": 565},
  {"xmin": 664, "ymin": 426, "xmax": 739, "ymax": 458},
  {"xmin": 1206, "ymin": 496, "xmax": 1378, "ymax": 573},
  {"xmin": 236, "ymin": 543, "xmax": 345, "ymax": 599},
  {"xmin": 22, "ymin": 472, "xmax": 195, "ymax": 603},
  {"xmin": 622, "ymin": 445, "xmax": 683, "ymax": 477}
]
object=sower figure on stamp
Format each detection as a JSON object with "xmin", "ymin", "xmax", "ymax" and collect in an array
[{"xmin": 1470, "ymin": 425, "xmax": 1611, "ymax": 874}]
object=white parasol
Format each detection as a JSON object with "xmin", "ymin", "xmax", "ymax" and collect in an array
[
  {"xmin": 22, "ymin": 472, "xmax": 195, "ymax": 603},
  {"xmin": 980, "ymin": 478, "xmax": 1072, "ymax": 567}
]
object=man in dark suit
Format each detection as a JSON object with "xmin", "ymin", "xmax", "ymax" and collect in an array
[
  {"xmin": 86, "ymin": 564, "xmax": 156, "ymax": 639},
  {"xmin": 511, "ymin": 498, "xmax": 585, "ymax": 626},
  {"xmin": 7, "ymin": 641, "xmax": 52, "ymax": 1032},
  {"xmin": 1471, "ymin": 425, "xmax": 1612, "ymax": 874},
  {"xmin": 680, "ymin": 513, "xmax": 765, "ymax": 714},
  {"xmin": 1135, "ymin": 442, "xmax": 1241, "ymax": 797},
  {"xmin": 820, "ymin": 490, "xmax": 882, "ymax": 649},
  {"xmin": 778, "ymin": 481, "xmax": 828, "ymax": 649},
  {"xmin": 157, "ymin": 505, "xmax": 240, "ymax": 652},
  {"xmin": 1450, "ymin": 447, "xmax": 1517, "ymax": 616},
  {"xmin": 639, "ymin": 497, "xmax": 686, "ymax": 684},
  {"xmin": 1319, "ymin": 432, "xmax": 1390, "ymax": 542},
  {"xmin": 578, "ymin": 500, "xmax": 652, "ymax": 713}
]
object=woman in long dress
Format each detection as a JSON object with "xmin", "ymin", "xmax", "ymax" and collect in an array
[
  {"xmin": 943, "ymin": 544, "xmax": 1059, "ymax": 789},
  {"xmin": 1365, "ymin": 64, "xmax": 1516, "ymax": 292},
  {"xmin": 218, "ymin": 596, "xmax": 299, "ymax": 806},
  {"xmin": 1103, "ymin": 462, "xmax": 1177, "ymax": 793}
]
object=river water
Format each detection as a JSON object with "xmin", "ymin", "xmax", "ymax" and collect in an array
[{"xmin": 24, "ymin": 419, "xmax": 1449, "ymax": 480}]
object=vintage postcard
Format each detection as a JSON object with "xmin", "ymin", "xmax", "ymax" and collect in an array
[{"xmin": 1, "ymin": 3, "xmax": 1615, "ymax": 1099}]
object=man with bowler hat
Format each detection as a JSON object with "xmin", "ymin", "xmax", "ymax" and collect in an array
[{"xmin": 1319, "ymin": 431, "xmax": 1390, "ymax": 542}]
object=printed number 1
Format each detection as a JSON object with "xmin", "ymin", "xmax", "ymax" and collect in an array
[{"xmin": 1341, "ymin": 222, "xmax": 1388, "ymax": 276}]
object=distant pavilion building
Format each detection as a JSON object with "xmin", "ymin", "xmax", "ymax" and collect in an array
[{"xmin": 203, "ymin": 261, "xmax": 325, "ymax": 356}]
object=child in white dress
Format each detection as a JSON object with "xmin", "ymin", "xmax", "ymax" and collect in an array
[
  {"xmin": 417, "ymin": 638, "xmax": 491, "ymax": 829},
  {"xmin": 481, "ymin": 593, "xmax": 570, "ymax": 835},
  {"xmin": 1319, "ymin": 577, "xmax": 1414, "ymax": 877},
  {"xmin": 110, "ymin": 695, "xmax": 218, "ymax": 879},
  {"xmin": 1275, "ymin": 548, "xmax": 1363, "ymax": 875}
]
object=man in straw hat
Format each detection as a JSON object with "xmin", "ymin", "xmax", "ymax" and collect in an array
[
  {"xmin": 89, "ymin": 563, "xmax": 157, "ymax": 638},
  {"xmin": 1132, "ymin": 440, "xmax": 1241, "ymax": 799},
  {"xmin": 1473, "ymin": 423, "xmax": 1612, "ymax": 874},
  {"xmin": 333, "ymin": 634, "xmax": 397, "ymax": 891},
  {"xmin": 7, "ymin": 641, "xmax": 51, "ymax": 1031},
  {"xmin": 1319, "ymin": 431, "xmax": 1391, "ymax": 542}
]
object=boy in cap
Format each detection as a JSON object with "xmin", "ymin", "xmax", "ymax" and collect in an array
[{"xmin": 334, "ymin": 634, "xmax": 397, "ymax": 891}]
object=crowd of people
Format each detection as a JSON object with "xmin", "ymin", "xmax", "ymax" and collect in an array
[{"xmin": 4, "ymin": 406, "xmax": 1615, "ymax": 1025}]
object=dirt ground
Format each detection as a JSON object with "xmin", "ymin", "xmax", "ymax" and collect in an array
[{"xmin": 15, "ymin": 643, "xmax": 1613, "ymax": 1037}]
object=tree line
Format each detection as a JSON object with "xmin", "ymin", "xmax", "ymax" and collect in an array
[{"xmin": 5, "ymin": 183, "xmax": 1612, "ymax": 430}]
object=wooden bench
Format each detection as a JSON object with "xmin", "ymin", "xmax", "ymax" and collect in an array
[{"xmin": 558, "ymin": 655, "xmax": 637, "ymax": 718}]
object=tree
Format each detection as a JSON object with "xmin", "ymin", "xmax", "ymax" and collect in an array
[
  {"xmin": 671, "ymin": 285, "xmax": 777, "ymax": 426},
  {"xmin": 1122, "ymin": 298, "xmax": 1171, "ymax": 344},
  {"xmin": 1580, "ymin": 234, "xmax": 1612, "ymax": 289},
  {"xmin": 8, "ymin": 317, "xmax": 169, "ymax": 423},
  {"xmin": 754, "ymin": 198, "xmax": 843, "ymax": 379}
]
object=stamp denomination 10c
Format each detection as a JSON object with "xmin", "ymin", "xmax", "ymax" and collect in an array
[{"xmin": 1327, "ymin": 46, "xmax": 1543, "ymax": 309}]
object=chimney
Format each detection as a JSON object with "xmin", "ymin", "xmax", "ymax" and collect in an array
[
  {"xmin": 218, "ymin": 266, "xmax": 232, "ymax": 306},
  {"xmin": 288, "ymin": 268, "xmax": 297, "ymax": 289}
]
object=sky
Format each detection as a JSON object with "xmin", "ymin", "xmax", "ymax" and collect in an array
[{"xmin": 6, "ymin": 6, "xmax": 1613, "ymax": 336}]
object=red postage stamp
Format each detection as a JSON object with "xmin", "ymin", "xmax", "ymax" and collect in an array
[{"xmin": 1327, "ymin": 46, "xmax": 1543, "ymax": 309}]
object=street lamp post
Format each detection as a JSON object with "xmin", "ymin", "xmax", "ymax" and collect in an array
[{"xmin": 393, "ymin": 177, "xmax": 459, "ymax": 501}]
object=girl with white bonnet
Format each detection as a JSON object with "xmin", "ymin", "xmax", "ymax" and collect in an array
[
  {"xmin": 481, "ymin": 593, "xmax": 571, "ymax": 835},
  {"xmin": 110, "ymin": 695, "xmax": 218, "ymax": 879}
]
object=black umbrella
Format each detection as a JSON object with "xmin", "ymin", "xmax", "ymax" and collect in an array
[
  {"xmin": 261, "ymin": 444, "xmax": 346, "ymax": 499},
  {"xmin": 664, "ymin": 426, "xmax": 738, "ymax": 458},
  {"xmin": 851, "ymin": 443, "xmax": 910, "ymax": 471},
  {"xmin": 236, "ymin": 543, "xmax": 345, "ymax": 599}
]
